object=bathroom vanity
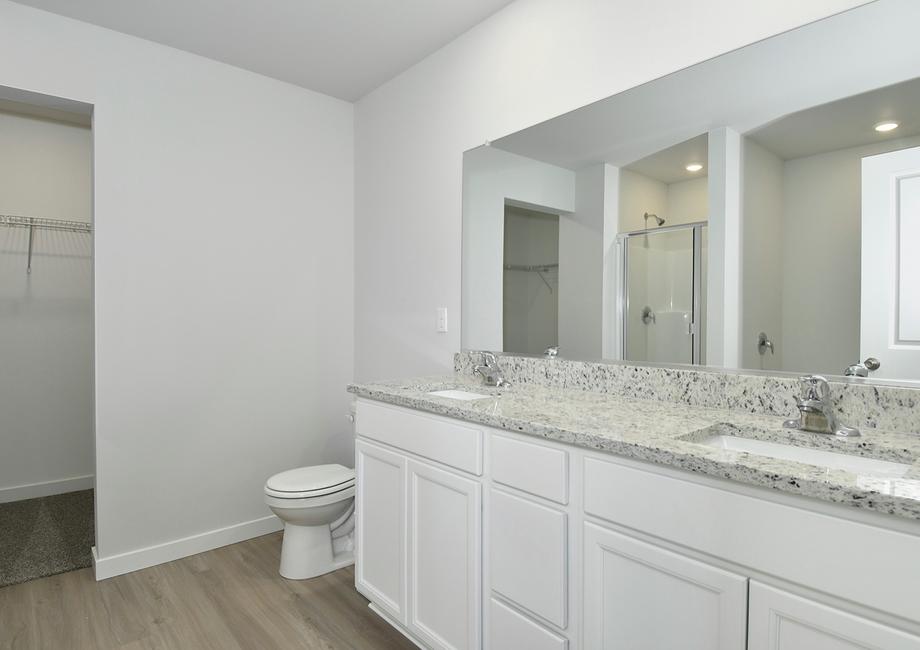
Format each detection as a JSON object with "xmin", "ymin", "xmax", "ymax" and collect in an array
[{"xmin": 349, "ymin": 362, "xmax": 920, "ymax": 650}]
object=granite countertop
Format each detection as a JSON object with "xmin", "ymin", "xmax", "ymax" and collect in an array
[{"xmin": 348, "ymin": 375, "xmax": 920, "ymax": 521}]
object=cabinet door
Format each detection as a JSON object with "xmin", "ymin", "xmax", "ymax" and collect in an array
[
  {"xmin": 583, "ymin": 523, "xmax": 747, "ymax": 650},
  {"xmin": 408, "ymin": 460, "xmax": 482, "ymax": 650},
  {"xmin": 749, "ymin": 582, "xmax": 920, "ymax": 650},
  {"xmin": 355, "ymin": 440, "xmax": 407, "ymax": 624}
]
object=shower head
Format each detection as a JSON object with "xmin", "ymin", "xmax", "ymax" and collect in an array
[{"xmin": 644, "ymin": 212, "xmax": 665, "ymax": 227}]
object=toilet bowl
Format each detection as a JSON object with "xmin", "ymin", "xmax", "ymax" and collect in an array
[{"xmin": 264, "ymin": 464, "xmax": 355, "ymax": 580}]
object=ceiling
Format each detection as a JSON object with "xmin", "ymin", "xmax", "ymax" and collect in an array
[
  {"xmin": 11, "ymin": 0, "xmax": 515, "ymax": 101},
  {"xmin": 748, "ymin": 77, "xmax": 920, "ymax": 160},
  {"xmin": 625, "ymin": 134, "xmax": 708, "ymax": 185}
]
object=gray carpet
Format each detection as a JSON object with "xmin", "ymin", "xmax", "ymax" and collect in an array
[{"xmin": 0, "ymin": 489, "xmax": 94, "ymax": 588}]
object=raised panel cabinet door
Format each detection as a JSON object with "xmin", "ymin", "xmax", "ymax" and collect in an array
[
  {"xmin": 749, "ymin": 582, "xmax": 920, "ymax": 650},
  {"xmin": 490, "ymin": 489, "xmax": 567, "ymax": 628},
  {"xmin": 583, "ymin": 523, "xmax": 747, "ymax": 650},
  {"xmin": 355, "ymin": 439, "xmax": 408, "ymax": 624},
  {"xmin": 408, "ymin": 460, "xmax": 482, "ymax": 650}
]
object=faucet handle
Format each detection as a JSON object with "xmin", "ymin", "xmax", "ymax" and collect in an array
[
  {"xmin": 798, "ymin": 375, "xmax": 830, "ymax": 401},
  {"xmin": 479, "ymin": 351, "xmax": 497, "ymax": 367}
]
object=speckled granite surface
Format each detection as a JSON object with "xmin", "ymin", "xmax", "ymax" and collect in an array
[
  {"xmin": 348, "ymin": 374, "xmax": 920, "ymax": 521},
  {"xmin": 454, "ymin": 352, "xmax": 920, "ymax": 434}
]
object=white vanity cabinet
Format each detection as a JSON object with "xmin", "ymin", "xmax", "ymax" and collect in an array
[
  {"xmin": 355, "ymin": 400, "xmax": 483, "ymax": 650},
  {"xmin": 354, "ymin": 398, "xmax": 920, "ymax": 649}
]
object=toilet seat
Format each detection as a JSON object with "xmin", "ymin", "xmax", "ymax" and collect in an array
[{"xmin": 265, "ymin": 464, "xmax": 355, "ymax": 499}]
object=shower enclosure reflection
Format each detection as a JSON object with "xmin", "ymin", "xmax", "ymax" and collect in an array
[{"xmin": 621, "ymin": 223, "xmax": 707, "ymax": 365}]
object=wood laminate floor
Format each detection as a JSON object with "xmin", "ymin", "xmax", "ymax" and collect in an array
[{"xmin": 0, "ymin": 532, "xmax": 416, "ymax": 650}]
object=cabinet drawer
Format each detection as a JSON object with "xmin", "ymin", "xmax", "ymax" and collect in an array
[
  {"xmin": 489, "ymin": 598, "xmax": 567, "ymax": 650},
  {"xmin": 356, "ymin": 399, "xmax": 483, "ymax": 475},
  {"xmin": 491, "ymin": 433, "xmax": 568, "ymax": 504},
  {"xmin": 490, "ymin": 489, "xmax": 567, "ymax": 628}
]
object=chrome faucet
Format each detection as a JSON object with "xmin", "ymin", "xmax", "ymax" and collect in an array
[
  {"xmin": 783, "ymin": 375, "xmax": 859, "ymax": 437},
  {"xmin": 474, "ymin": 351, "xmax": 510, "ymax": 388}
]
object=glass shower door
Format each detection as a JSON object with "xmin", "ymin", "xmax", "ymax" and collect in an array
[{"xmin": 624, "ymin": 227, "xmax": 704, "ymax": 365}]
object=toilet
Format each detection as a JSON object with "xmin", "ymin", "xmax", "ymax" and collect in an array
[{"xmin": 264, "ymin": 464, "xmax": 356, "ymax": 580}]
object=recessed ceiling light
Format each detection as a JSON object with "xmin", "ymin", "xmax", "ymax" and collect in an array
[
  {"xmin": 685, "ymin": 163, "xmax": 703, "ymax": 172},
  {"xmin": 874, "ymin": 121, "xmax": 899, "ymax": 133}
]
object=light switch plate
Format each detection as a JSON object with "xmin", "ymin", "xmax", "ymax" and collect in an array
[{"xmin": 436, "ymin": 307, "xmax": 448, "ymax": 333}]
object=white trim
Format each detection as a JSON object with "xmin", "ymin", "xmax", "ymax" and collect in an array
[
  {"xmin": 0, "ymin": 474, "xmax": 94, "ymax": 504},
  {"xmin": 91, "ymin": 514, "xmax": 283, "ymax": 581},
  {"xmin": 707, "ymin": 126, "xmax": 742, "ymax": 368}
]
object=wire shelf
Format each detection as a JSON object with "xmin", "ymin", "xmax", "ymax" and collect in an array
[
  {"xmin": 0, "ymin": 214, "xmax": 93, "ymax": 233},
  {"xmin": 0, "ymin": 214, "xmax": 92, "ymax": 273}
]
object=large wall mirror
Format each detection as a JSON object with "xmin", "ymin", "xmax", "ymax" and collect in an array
[{"xmin": 461, "ymin": 0, "xmax": 920, "ymax": 385}]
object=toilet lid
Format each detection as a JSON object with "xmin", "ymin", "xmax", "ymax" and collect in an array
[{"xmin": 266, "ymin": 464, "xmax": 355, "ymax": 494}]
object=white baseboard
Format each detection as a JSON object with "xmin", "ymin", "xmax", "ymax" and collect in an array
[
  {"xmin": 0, "ymin": 474, "xmax": 94, "ymax": 504},
  {"xmin": 92, "ymin": 514, "xmax": 283, "ymax": 581}
]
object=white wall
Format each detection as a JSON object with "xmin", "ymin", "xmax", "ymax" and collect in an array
[
  {"xmin": 558, "ymin": 164, "xmax": 612, "ymax": 360},
  {"xmin": 461, "ymin": 145, "xmax": 574, "ymax": 352},
  {"xmin": 780, "ymin": 135, "xmax": 920, "ymax": 375},
  {"xmin": 668, "ymin": 176, "xmax": 709, "ymax": 224},
  {"xmin": 0, "ymin": 110, "xmax": 93, "ymax": 501},
  {"xmin": 617, "ymin": 168, "xmax": 667, "ymax": 233},
  {"xmin": 618, "ymin": 170, "xmax": 707, "ymax": 232},
  {"xmin": 355, "ymin": 0, "xmax": 867, "ymax": 380},
  {"xmin": 0, "ymin": 2, "xmax": 354, "ymax": 571},
  {"xmin": 741, "ymin": 137, "xmax": 784, "ymax": 371},
  {"xmin": 740, "ymin": 134, "xmax": 920, "ymax": 376}
]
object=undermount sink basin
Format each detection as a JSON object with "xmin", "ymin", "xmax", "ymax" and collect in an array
[
  {"xmin": 699, "ymin": 434, "xmax": 911, "ymax": 478},
  {"xmin": 427, "ymin": 389, "xmax": 492, "ymax": 401}
]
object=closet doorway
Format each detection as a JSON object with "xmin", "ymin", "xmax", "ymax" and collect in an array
[
  {"xmin": 503, "ymin": 205, "xmax": 560, "ymax": 355},
  {"xmin": 0, "ymin": 90, "xmax": 95, "ymax": 587}
]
